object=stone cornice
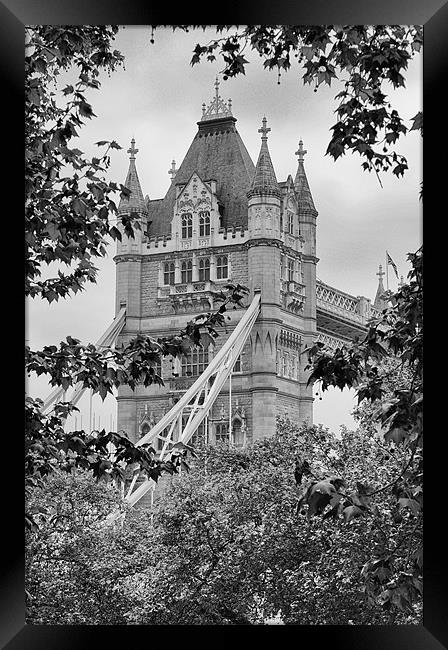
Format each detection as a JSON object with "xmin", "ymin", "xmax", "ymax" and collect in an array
[
  {"xmin": 301, "ymin": 253, "xmax": 319, "ymax": 264},
  {"xmin": 245, "ymin": 238, "xmax": 283, "ymax": 250},
  {"xmin": 247, "ymin": 187, "xmax": 281, "ymax": 200},
  {"xmin": 130, "ymin": 242, "xmax": 248, "ymax": 261},
  {"xmin": 114, "ymin": 254, "xmax": 143, "ymax": 263}
]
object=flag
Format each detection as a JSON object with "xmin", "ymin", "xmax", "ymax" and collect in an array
[{"xmin": 386, "ymin": 251, "xmax": 399, "ymax": 279}]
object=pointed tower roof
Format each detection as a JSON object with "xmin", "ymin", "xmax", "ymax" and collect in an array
[
  {"xmin": 146, "ymin": 80, "xmax": 255, "ymax": 235},
  {"xmin": 118, "ymin": 138, "xmax": 147, "ymax": 214},
  {"xmin": 373, "ymin": 264, "xmax": 389, "ymax": 310},
  {"xmin": 294, "ymin": 139, "xmax": 316, "ymax": 211},
  {"xmin": 247, "ymin": 117, "xmax": 281, "ymax": 199}
]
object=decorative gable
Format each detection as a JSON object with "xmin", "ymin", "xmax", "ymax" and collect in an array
[
  {"xmin": 176, "ymin": 172, "xmax": 213, "ymax": 213},
  {"xmin": 171, "ymin": 172, "xmax": 220, "ymax": 249}
]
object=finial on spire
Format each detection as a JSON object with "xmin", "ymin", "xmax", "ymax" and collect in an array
[
  {"xmin": 168, "ymin": 159, "xmax": 177, "ymax": 182},
  {"xmin": 200, "ymin": 77, "xmax": 233, "ymax": 121},
  {"xmin": 214, "ymin": 76, "xmax": 220, "ymax": 100},
  {"xmin": 295, "ymin": 139, "xmax": 307, "ymax": 163},
  {"xmin": 127, "ymin": 138, "xmax": 139, "ymax": 160},
  {"xmin": 376, "ymin": 264, "xmax": 385, "ymax": 281},
  {"xmin": 258, "ymin": 116, "xmax": 271, "ymax": 141}
]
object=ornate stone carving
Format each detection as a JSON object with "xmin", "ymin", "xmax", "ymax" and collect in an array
[
  {"xmin": 280, "ymin": 279, "xmax": 306, "ymax": 313},
  {"xmin": 114, "ymin": 254, "xmax": 142, "ymax": 263},
  {"xmin": 245, "ymin": 238, "xmax": 282, "ymax": 250},
  {"xmin": 200, "ymin": 77, "xmax": 233, "ymax": 122},
  {"xmin": 315, "ymin": 332, "xmax": 349, "ymax": 350},
  {"xmin": 279, "ymin": 329, "xmax": 302, "ymax": 350}
]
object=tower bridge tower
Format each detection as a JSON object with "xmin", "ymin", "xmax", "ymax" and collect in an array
[{"xmin": 114, "ymin": 81, "xmax": 320, "ymax": 445}]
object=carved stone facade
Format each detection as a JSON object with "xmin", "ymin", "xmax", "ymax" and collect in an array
[{"xmin": 114, "ymin": 83, "xmax": 378, "ymax": 445}]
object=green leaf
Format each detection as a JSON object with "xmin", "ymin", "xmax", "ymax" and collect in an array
[
  {"xmin": 410, "ymin": 111, "xmax": 423, "ymax": 133},
  {"xmin": 398, "ymin": 498, "xmax": 421, "ymax": 515},
  {"xmin": 109, "ymin": 226, "xmax": 122, "ymax": 241},
  {"xmin": 78, "ymin": 101, "xmax": 96, "ymax": 119},
  {"xmin": 343, "ymin": 505, "xmax": 363, "ymax": 522},
  {"xmin": 384, "ymin": 426, "xmax": 407, "ymax": 444}
]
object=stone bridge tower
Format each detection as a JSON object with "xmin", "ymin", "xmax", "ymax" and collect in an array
[{"xmin": 114, "ymin": 81, "xmax": 322, "ymax": 444}]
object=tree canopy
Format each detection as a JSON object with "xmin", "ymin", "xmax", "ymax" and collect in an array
[
  {"xmin": 180, "ymin": 24, "xmax": 422, "ymax": 183},
  {"xmin": 26, "ymin": 419, "xmax": 422, "ymax": 624},
  {"xmin": 25, "ymin": 24, "xmax": 423, "ymax": 624}
]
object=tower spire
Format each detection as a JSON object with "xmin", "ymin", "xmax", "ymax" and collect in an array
[
  {"xmin": 294, "ymin": 138, "xmax": 315, "ymax": 211},
  {"xmin": 247, "ymin": 116, "xmax": 280, "ymax": 198},
  {"xmin": 373, "ymin": 264, "xmax": 388, "ymax": 310},
  {"xmin": 118, "ymin": 137, "xmax": 147, "ymax": 214}
]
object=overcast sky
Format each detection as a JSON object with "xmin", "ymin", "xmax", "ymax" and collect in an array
[{"xmin": 26, "ymin": 25, "xmax": 422, "ymax": 433}]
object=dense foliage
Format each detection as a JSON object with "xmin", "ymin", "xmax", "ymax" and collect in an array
[
  {"xmin": 26, "ymin": 471, "xmax": 132, "ymax": 624},
  {"xmin": 303, "ymin": 247, "xmax": 422, "ymax": 613},
  {"xmin": 25, "ymin": 25, "xmax": 127, "ymax": 302},
  {"xmin": 26, "ymin": 420, "xmax": 422, "ymax": 625}
]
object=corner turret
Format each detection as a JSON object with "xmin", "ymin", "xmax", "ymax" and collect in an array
[
  {"xmin": 114, "ymin": 138, "xmax": 147, "ymax": 317},
  {"xmin": 247, "ymin": 117, "xmax": 282, "ymax": 242}
]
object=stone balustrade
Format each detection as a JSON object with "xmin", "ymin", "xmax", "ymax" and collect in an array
[
  {"xmin": 315, "ymin": 332, "xmax": 350, "ymax": 350},
  {"xmin": 316, "ymin": 280, "xmax": 376, "ymax": 327}
]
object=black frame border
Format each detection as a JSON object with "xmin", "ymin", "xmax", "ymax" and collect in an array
[{"xmin": 4, "ymin": 0, "xmax": 445, "ymax": 647}]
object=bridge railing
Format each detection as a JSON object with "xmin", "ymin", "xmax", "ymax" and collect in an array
[
  {"xmin": 315, "ymin": 332, "xmax": 350, "ymax": 350},
  {"xmin": 316, "ymin": 280, "xmax": 380, "ymax": 327}
]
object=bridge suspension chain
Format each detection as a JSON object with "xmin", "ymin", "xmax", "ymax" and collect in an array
[
  {"xmin": 39, "ymin": 294, "xmax": 261, "ymax": 523},
  {"xmin": 108, "ymin": 291, "xmax": 261, "ymax": 520},
  {"xmin": 41, "ymin": 307, "xmax": 127, "ymax": 414}
]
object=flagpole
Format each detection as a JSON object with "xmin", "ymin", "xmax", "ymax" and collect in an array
[{"xmin": 385, "ymin": 251, "xmax": 389, "ymax": 291}]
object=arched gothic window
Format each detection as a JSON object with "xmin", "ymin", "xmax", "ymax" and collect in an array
[
  {"xmin": 234, "ymin": 354, "xmax": 242, "ymax": 373},
  {"xmin": 216, "ymin": 255, "xmax": 228, "ymax": 279},
  {"xmin": 287, "ymin": 212, "xmax": 294, "ymax": 235},
  {"xmin": 181, "ymin": 259, "xmax": 192, "ymax": 284},
  {"xmin": 280, "ymin": 254, "xmax": 285, "ymax": 280},
  {"xmin": 291, "ymin": 355, "xmax": 297, "ymax": 380},
  {"xmin": 183, "ymin": 415, "xmax": 207, "ymax": 447},
  {"xmin": 140, "ymin": 422, "xmax": 150, "ymax": 438},
  {"xmin": 181, "ymin": 213, "xmax": 193, "ymax": 239},
  {"xmin": 199, "ymin": 211, "xmax": 210, "ymax": 236},
  {"xmin": 163, "ymin": 262, "xmax": 175, "ymax": 285},
  {"xmin": 232, "ymin": 419, "xmax": 243, "ymax": 447},
  {"xmin": 282, "ymin": 352, "xmax": 288, "ymax": 377},
  {"xmin": 216, "ymin": 422, "xmax": 228, "ymax": 443},
  {"xmin": 287, "ymin": 258, "xmax": 294, "ymax": 282},
  {"xmin": 198, "ymin": 257, "xmax": 210, "ymax": 281}
]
